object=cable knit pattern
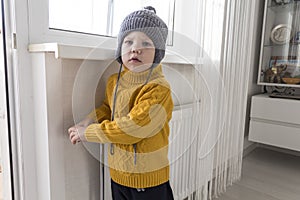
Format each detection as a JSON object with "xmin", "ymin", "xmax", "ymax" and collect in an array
[{"xmin": 85, "ymin": 64, "xmax": 174, "ymax": 188}]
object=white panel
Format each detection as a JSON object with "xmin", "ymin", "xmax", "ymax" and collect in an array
[
  {"xmin": 31, "ymin": 53, "xmax": 110, "ymax": 200},
  {"xmin": 251, "ymin": 94, "xmax": 300, "ymax": 125},
  {"xmin": 31, "ymin": 53, "xmax": 52, "ymax": 200},
  {"xmin": 61, "ymin": 58, "xmax": 103, "ymax": 200},
  {"xmin": 249, "ymin": 120, "xmax": 300, "ymax": 151}
]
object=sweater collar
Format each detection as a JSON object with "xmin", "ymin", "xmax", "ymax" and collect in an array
[{"xmin": 121, "ymin": 64, "xmax": 163, "ymax": 84}]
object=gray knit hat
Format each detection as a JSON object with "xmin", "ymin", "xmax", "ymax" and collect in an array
[{"xmin": 115, "ymin": 7, "xmax": 168, "ymax": 66}]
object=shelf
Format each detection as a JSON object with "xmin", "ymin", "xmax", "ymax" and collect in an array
[
  {"xmin": 28, "ymin": 43, "xmax": 204, "ymax": 65},
  {"xmin": 263, "ymin": 43, "xmax": 300, "ymax": 47},
  {"xmin": 28, "ymin": 43, "xmax": 115, "ymax": 60},
  {"xmin": 268, "ymin": 2, "xmax": 296, "ymax": 13},
  {"xmin": 257, "ymin": 81, "xmax": 300, "ymax": 88}
]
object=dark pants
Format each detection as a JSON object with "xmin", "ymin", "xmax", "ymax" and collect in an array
[{"xmin": 111, "ymin": 179, "xmax": 174, "ymax": 200}]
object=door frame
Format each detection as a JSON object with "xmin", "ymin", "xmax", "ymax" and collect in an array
[
  {"xmin": 1, "ymin": 0, "xmax": 38, "ymax": 199},
  {"xmin": 0, "ymin": 0, "xmax": 13, "ymax": 199}
]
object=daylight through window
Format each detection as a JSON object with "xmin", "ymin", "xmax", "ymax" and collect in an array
[{"xmin": 49, "ymin": 0, "xmax": 174, "ymax": 44}]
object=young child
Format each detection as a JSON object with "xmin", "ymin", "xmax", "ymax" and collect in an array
[{"xmin": 68, "ymin": 7, "xmax": 174, "ymax": 200}]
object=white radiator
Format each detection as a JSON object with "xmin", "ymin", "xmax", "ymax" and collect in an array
[{"xmin": 169, "ymin": 103, "xmax": 200, "ymax": 200}]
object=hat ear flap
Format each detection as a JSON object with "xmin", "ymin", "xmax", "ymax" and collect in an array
[
  {"xmin": 116, "ymin": 56, "xmax": 123, "ymax": 64},
  {"xmin": 115, "ymin": 37, "xmax": 124, "ymax": 64},
  {"xmin": 153, "ymin": 49, "xmax": 165, "ymax": 66}
]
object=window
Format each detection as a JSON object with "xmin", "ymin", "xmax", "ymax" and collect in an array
[
  {"xmin": 29, "ymin": 0, "xmax": 205, "ymax": 60},
  {"xmin": 49, "ymin": 0, "xmax": 175, "ymax": 44}
]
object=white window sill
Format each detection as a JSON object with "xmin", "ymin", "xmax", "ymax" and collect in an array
[{"xmin": 28, "ymin": 43, "xmax": 203, "ymax": 65}]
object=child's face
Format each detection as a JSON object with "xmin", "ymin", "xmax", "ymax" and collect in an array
[{"xmin": 121, "ymin": 31, "xmax": 155, "ymax": 72}]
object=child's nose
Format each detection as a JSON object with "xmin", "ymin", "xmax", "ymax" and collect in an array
[{"xmin": 131, "ymin": 46, "xmax": 142, "ymax": 54}]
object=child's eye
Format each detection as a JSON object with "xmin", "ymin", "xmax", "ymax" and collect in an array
[
  {"xmin": 124, "ymin": 40, "xmax": 133, "ymax": 45},
  {"xmin": 142, "ymin": 41, "xmax": 153, "ymax": 47}
]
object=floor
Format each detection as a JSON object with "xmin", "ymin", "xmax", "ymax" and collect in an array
[
  {"xmin": 0, "ymin": 148, "xmax": 299, "ymax": 200},
  {"xmin": 214, "ymin": 147, "xmax": 300, "ymax": 200}
]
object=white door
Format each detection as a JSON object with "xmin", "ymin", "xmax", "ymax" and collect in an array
[{"xmin": 0, "ymin": 0, "xmax": 13, "ymax": 199}]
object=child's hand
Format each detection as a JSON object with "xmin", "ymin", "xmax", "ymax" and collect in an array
[{"xmin": 68, "ymin": 125, "xmax": 87, "ymax": 145}]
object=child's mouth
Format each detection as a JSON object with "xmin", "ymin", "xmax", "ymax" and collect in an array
[{"xmin": 129, "ymin": 57, "xmax": 141, "ymax": 63}]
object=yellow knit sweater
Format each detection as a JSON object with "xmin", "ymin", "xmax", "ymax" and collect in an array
[{"xmin": 85, "ymin": 64, "xmax": 174, "ymax": 188}]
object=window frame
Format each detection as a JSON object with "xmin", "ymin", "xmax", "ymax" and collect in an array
[
  {"xmin": 28, "ymin": 0, "xmax": 114, "ymax": 47},
  {"xmin": 29, "ymin": 0, "xmax": 175, "ymax": 47},
  {"xmin": 28, "ymin": 0, "xmax": 205, "ymax": 66}
]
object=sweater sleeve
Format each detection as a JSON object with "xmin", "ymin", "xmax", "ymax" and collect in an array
[
  {"xmin": 86, "ymin": 76, "xmax": 115, "ymax": 123},
  {"xmin": 84, "ymin": 84, "xmax": 173, "ymax": 144},
  {"xmin": 87, "ymin": 94, "xmax": 111, "ymax": 123}
]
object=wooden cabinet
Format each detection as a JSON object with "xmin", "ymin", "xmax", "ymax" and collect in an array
[
  {"xmin": 249, "ymin": 94, "xmax": 300, "ymax": 151},
  {"xmin": 252, "ymin": 0, "xmax": 300, "ymax": 151}
]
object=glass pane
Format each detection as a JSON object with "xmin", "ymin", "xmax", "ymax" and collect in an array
[
  {"xmin": 260, "ymin": 0, "xmax": 300, "ymax": 84},
  {"xmin": 111, "ymin": 0, "xmax": 174, "ymax": 36},
  {"xmin": 49, "ymin": 0, "xmax": 109, "ymax": 35},
  {"xmin": 111, "ymin": 0, "xmax": 142, "ymax": 36},
  {"xmin": 49, "ymin": 0, "xmax": 175, "ymax": 44}
]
